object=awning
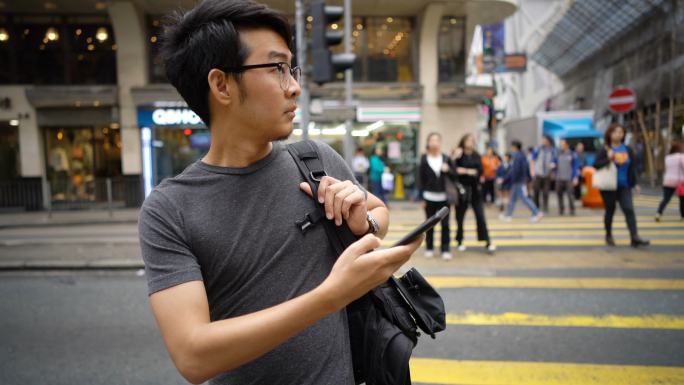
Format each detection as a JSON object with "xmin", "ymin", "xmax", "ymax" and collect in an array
[
  {"xmin": 543, "ymin": 118, "xmax": 601, "ymax": 138},
  {"xmin": 531, "ymin": 0, "xmax": 667, "ymax": 76}
]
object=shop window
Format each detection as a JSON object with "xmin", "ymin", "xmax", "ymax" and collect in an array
[
  {"xmin": 0, "ymin": 123, "xmax": 20, "ymax": 180},
  {"xmin": 1, "ymin": 14, "xmax": 116, "ymax": 85},
  {"xmin": 438, "ymin": 17, "xmax": 466, "ymax": 83},
  {"xmin": 329, "ymin": 16, "xmax": 414, "ymax": 83},
  {"xmin": 153, "ymin": 127, "xmax": 210, "ymax": 185},
  {"xmin": 44, "ymin": 125, "xmax": 121, "ymax": 202}
]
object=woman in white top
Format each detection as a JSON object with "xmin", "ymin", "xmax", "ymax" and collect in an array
[
  {"xmin": 416, "ymin": 133, "xmax": 454, "ymax": 260},
  {"xmin": 655, "ymin": 141, "xmax": 684, "ymax": 221}
]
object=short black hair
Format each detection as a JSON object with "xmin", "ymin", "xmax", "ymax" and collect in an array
[
  {"xmin": 159, "ymin": 0, "xmax": 292, "ymax": 126},
  {"xmin": 512, "ymin": 140, "xmax": 522, "ymax": 150}
]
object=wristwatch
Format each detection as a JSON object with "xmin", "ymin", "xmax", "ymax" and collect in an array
[{"xmin": 365, "ymin": 212, "xmax": 380, "ymax": 235}]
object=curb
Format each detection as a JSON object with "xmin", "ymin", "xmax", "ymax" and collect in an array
[
  {"xmin": 0, "ymin": 219, "xmax": 139, "ymax": 230},
  {"xmin": 0, "ymin": 259, "xmax": 144, "ymax": 271}
]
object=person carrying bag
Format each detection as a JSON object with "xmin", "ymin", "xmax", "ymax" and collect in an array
[{"xmin": 287, "ymin": 140, "xmax": 446, "ymax": 385}]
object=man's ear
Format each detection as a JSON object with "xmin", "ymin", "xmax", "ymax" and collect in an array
[{"xmin": 207, "ymin": 69, "xmax": 231, "ymax": 106}]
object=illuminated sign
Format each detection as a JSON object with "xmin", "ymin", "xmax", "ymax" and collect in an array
[
  {"xmin": 152, "ymin": 108, "xmax": 202, "ymax": 125},
  {"xmin": 137, "ymin": 107, "xmax": 205, "ymax": 127}
]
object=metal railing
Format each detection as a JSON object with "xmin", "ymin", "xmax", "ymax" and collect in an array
[{"xmin": 0, "ymin": 176, "xmax": 142, "ymax": 213}]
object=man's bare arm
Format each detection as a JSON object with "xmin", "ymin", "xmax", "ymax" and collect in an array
[{"xmin": 149, "ymin": 234, "xmax": 423, "ymax": 384}]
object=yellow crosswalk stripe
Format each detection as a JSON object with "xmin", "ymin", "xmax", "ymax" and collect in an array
[
  {"xmin": 409, "ymin": 358, "xmax": 684, "ymax": 385},
  {"xmin": 381, "ymin": 238, "xmax": 684, "ymax": 247},
  {"xmin": 384, "ymin": 229, "xmax": 683, "ymax": 236},
  {"xmin": 446, "ymin": 312, "xmax": 684, "ymax": 330},
  {"xmin": 425, "ymin": 276, "xmax": 684, "ymax": 290},
  {"xmin": 389, "ymin": 222, "xmax": 684, "ymax": 229}
]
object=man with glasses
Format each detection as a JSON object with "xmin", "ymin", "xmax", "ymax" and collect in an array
[{"xmin": 137, "ymin": 1, "xmax": 422, "ymax": 384}]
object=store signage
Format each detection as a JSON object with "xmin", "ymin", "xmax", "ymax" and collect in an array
[
  {"xmin": 152, "ymin": 108, "xmax": 202, "ymax": 125},
  {"xmin": 137, "ymin": 107, "xmax": 205, "ymax": 128}
]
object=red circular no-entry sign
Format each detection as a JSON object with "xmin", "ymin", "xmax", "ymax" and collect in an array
[{"xmin": 608, "ymin": 87, "xmax": 636, "ymax": 114}]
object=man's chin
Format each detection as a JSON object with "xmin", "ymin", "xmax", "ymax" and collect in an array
[{"xmin": 273, "ymin": 124, "xmax": 294, "ymax": 142}]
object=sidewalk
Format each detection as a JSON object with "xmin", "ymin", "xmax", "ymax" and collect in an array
[{"xmin": 0, "ymin": 208, "xmax": 140, "ymax": 229}]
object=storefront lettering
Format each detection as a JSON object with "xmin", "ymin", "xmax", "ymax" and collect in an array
[{"xmin": 151, "ymin": 108, "xmax": 202, "ymax": 126}]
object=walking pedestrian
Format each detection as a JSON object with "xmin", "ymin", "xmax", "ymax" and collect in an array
[
  {"xmin": 496, "ymin": 153, "xmax": 512, "ymax": 212},
  {"xmin": 593, "ymin": 123, "xmax": 649, "ymax": 247},
  {"xmin": 352, "ymin": 147, "xmax": 369, "ymax": 188},
  {"xmin": 500, "ymin": 140, "xmax": 543, "ymax": 222},
  {"xmin": 555, "ymin": 139, "xmax": 580, "ymax": 216},
  {"xmin": 531, "ymin": 135, "xmax": 556, "ymax": 213},
  {"xmin": 453, "ymin": 134, "xmax": 496, "ymax": 253},
  {"xmin": 417, "ymin": 132, "xmax": 454, "ymax": 260},
  {"xmin": 481, "ymin": 146, "xmax": 500, "ymax": 205},
  {"xmin": 137, "ymin": 2, "xmax": 421, "ymax": 383},
  {"xmin": 655, "ymin": 141, "xmax": 684, "ymax": 221},
  {"xmin": 369, "ymin": 146, "xmax": 387, "ymax": 203}
]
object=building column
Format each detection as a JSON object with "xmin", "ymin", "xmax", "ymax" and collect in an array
[
  {"xmin": 0, "ymin": 86, "xmax": 41, "ymax": 178},
  {"xmin": 108, "ymin": 2, "xmax": 148, "ymax": 176},
  {"xmin": 417, "ymin": 3, "xmax": 480, "ymax": 154}
]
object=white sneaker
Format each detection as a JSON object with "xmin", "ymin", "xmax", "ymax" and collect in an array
[
  {"xmin": 424, "ymin": 250, "xmax": 434, "ymax": 258},
  {"xmin": 486, "ymin": 244, "xmax": 497, "ymax": 253},
  {"xmin": 441, "ymin": 252, "xmax": 453, "ymax": 260},
  {"xmin": 530, "ymin": 212, "xmax": 544, "ymax": 223},
  {"xmin": 499, "ymin": 214, "xmax": 512, "ymax": 222},
  {"xmin": 457, "ymin": 244, "xmax": 467, "ymax": 252}
]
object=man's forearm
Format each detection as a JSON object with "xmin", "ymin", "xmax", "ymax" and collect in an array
[{"xmin": 183, "ymin": 286, "xmax": 338, "ymax": 384}]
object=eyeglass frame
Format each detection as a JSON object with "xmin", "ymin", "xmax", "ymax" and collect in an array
[{"xmin": 222, "ymin": 62, "xmax": 301, "ymax": 90}]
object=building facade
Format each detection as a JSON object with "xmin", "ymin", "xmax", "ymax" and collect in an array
[{"xmin": 0, "ymin": 0, "xmax": 515, "ymax": 210}]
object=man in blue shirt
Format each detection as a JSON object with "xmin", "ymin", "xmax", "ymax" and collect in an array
[{"xmin": 500, "ymin": 140, "xmax": 543, "ymax": 222}]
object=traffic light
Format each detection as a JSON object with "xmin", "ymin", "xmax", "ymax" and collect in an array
[{"xmin": 310, "ymin": 0, "xmax": 356, "ymax": 85}]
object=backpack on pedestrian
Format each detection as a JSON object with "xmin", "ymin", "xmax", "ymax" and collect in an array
[{"xmin": 287, "ymin": 140, "xmax": 446, "ymax": 385}]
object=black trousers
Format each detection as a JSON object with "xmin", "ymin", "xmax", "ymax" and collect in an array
[
  {"xmin": 425, "ymin": 200, "xmax": 451, "ymax": 252},
  {"xmin": 600, "ymin": 188, "xmax": 639, "ymax": 240},
  {"xmin": 455, "ymin": 186, "xmax": 490, "ymax": 244},
  {"xmin": 556, "ymin": 180, "xmax": 575, "ymax": 215},
  {"xmin": 533, "ymin": 176, "xmax": 552, "ymax": 212},
  {"xmin": 657, "ymin": 186, "xmax": 684, "ymax": 217},
  {"xmin": 482, "ymin": 179, "xmax": 496, "ymax": 204}
]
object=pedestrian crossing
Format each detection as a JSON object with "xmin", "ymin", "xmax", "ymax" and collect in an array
[
  {"xmin": 388, "ymin": 197, "xmax": 684, "ymax": 385},
  {"xmin": 407, "ymin": 275, "xmax": 684, "ymax": 385},
  {"xmin": 383, "ymin": 195, "xmax": 684, "ymax": 249}
]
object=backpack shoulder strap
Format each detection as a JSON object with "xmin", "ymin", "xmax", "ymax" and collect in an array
[{"xmin": 286, "ymin": 140, "xmax": 360, "ymax": 256}]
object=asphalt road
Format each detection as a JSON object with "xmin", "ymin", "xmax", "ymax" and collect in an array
[{"xmin": 2, "ymin": 269, "xmax": 683, "ymax": 385}]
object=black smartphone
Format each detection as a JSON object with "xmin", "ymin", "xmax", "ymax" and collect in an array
[{"xmin": 392, "ymin": 206, "xmax": 449, "ymax": 247}]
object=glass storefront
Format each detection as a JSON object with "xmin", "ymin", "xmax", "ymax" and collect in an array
[
  {"xmin": 1, "ymin": 14, "xmax": 116, "ymax": 85},
  {"xmin": 320, "ymin": 16, "xmax": 416, "ymax": 83},
  {"xmin": 438, "ymin": 16, "xmax": 467, "ymax": 83},
  {"xmin": 44, "ymin": 125, "xmax": 121, "ymax": 202},
  {"xmin": 0, "ymin": 122, "xmax": 20, "ymax": 180},
  {"xmin": 291, "ymin": 120, "xmax": 419, "ymax": 199},
  {"xmin": 151, "ymin": 127, "xmax": 210, "ymax": 185}
]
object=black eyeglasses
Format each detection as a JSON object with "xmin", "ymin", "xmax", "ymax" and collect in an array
[{"xmin": 224, "ymin": 62, "xmax": 301, "ymax": 90}]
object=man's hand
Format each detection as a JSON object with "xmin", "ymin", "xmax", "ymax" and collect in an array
[
  {"xmin": 318, "ymin": 233, "xmax": 424, "ymax": 311},
  {"xmin": 300, "ymin": 176, "xmax": 368, "ymax": 235}
]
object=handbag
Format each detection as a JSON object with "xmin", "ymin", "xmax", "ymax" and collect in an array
[
  {"xmin": 287, "ymin": 140, "xmax": 446, "ymax": 385},
  {"xmin": 677, "ymin": 158, "xmax": 684, "ymax": 197},
  {"xmin": 592, "ymin": 156, "xmax": 617, "ymax": 191}
]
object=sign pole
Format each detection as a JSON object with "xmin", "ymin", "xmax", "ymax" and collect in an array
[{"xmin": 295, "ymin": 0, "xmax": 310, "ymax": 140}]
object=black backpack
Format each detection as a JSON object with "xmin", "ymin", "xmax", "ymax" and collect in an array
[{"xmin": 287, "ymin": 140, "xmax": 446, "ymax": 385}]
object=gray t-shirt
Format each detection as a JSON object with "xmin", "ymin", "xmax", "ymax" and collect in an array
[{"xmin": 138, "ymin": 140, "xmax": 359, "ymax": 385}]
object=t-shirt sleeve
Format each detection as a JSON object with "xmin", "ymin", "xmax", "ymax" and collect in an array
[
  {"xmin": 138, "ymin": 190, "xmax": 203, "ymax": 295},
  {"xmin": 312, "ymin": 140, "xmax": 368, "ymax": 194}
]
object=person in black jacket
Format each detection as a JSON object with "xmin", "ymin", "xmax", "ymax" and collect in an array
[
  {"xmin": 417, "ymin": 132, "xmax": 454, "ymax": 260},
  {"xmin": 452, "ymin": 134, "xmax": 495, "ymax": 253},
  {"xmin": 593, "ymin": 123, "xmax": 649, "ymax": 247}
]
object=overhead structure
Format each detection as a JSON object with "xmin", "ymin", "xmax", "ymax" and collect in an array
[{"xmin": 531, "ymin": 0, "xmax": 667, "ymax": 77}]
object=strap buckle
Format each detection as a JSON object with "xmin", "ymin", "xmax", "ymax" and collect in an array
[{"xmin": 309, "ymin": 170, "xmax": 327, "ymax": 182}]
